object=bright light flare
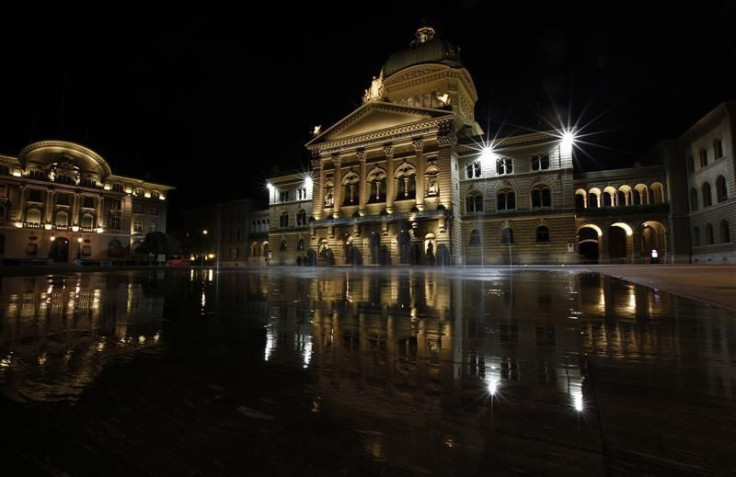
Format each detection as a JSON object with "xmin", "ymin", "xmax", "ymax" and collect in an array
[
  {"xmin": 561, "ymin": 130, "xmax": 576, "ymax": 150},
  {"xmin": 266, "ymin": 182, "xmax": 274, "ymax": 191},
  {"xmin": 304, "ymin": 176, "xmax": 313, "ymax": 188},
  {"xmin": 480, "ymin": 146, "xmax": 495, "ymax": 163}
]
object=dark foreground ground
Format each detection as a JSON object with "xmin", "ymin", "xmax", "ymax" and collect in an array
[{"xmin": 0, "ymin": 266, "xmax": 734, "ymax": 475}]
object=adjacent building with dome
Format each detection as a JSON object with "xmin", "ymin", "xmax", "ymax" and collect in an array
[{"xmin": 0, "ymin": 140, "xmax": 173, "ymax": 263}]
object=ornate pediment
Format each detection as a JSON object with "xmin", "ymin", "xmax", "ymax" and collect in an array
[{"xmin": 307, "ymin": 102, "xmax": 452, "ymax": 147}]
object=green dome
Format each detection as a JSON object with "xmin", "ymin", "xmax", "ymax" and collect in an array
[{"xmin": 383, "ymin": 29, "xmax": 462, "ymax": 78}]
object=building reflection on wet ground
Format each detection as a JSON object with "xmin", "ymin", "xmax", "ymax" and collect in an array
[{"xmin": 0, "ymin": 268, "xmax": 734, "ymax": 475}]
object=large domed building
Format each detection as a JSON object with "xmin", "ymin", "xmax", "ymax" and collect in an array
[{"xmin": 253, "ymin": 27, "xmax": 733, "ymax": 266}]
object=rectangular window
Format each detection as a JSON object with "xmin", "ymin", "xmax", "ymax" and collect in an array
[
  {"xmin": 531, "ymin": 154, "xmax": 549, "ymax": 171},
  {"xmin": 700, "ymin": 149, "xmax": 708, "ymax": 168},
  {"xmin": 496, "ymin": 158, "xmax": 513, "ymax": 175},
  {"xmin": 280, "ymin": 191, "xmax": 289, "ymax": 202}
]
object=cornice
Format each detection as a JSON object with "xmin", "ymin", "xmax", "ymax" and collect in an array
[
  {"xmin": 308, "ymin": 117, "xmax": 455, "ymax": 156},
  {"xmin": 18, "ymin": 140, "xmax": 113, "ymax": 177}
]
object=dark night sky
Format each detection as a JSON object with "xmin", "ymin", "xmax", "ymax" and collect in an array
[{"xmin": 1, "ymin": 3, "xmax": 734, "ymax": 224}]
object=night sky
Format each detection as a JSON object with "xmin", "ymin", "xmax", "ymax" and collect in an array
[{"xmin": 1, "ymin": 3, "xmax": 734, "ymax": 224}]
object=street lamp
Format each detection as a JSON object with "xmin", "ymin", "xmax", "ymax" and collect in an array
[{"xmin": 76, "ymin": 237, "xmax": 83, "ymax": 260}]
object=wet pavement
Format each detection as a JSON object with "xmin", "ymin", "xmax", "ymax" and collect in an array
[{"xmin": 0, "ymin": 267, "xmax": 734, "ymax": 475}]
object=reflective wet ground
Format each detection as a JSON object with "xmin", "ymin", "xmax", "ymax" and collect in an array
[{"xmin": 0, "ymin": 268, "xmax": 734, "ymax": 475}]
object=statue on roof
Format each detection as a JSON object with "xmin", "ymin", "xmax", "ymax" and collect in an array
[{"xmin": 362, "ymin": 70, "xmax": 385, "ymax": 103}]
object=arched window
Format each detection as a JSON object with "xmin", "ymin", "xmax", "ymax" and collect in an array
[
  {"xmin": 693, "ymin": 227, "xmax": 700, "ymax": 246},
  {"xmin": 279, "ymin": 212, "xmax": 289, "ymax": 227},
  {"xmin": 531, "ymin": 185, "xmax": 551, "ymax": 208},
  {"xmin": 296, "ymin": 209, "xmax": 307, "ymax": 226},
  {"xmin": 588, "ymin": 191, "xmax": 599, "ymax": 208},
  {"xmin": 151, "ymin": 191, "xmax": 160, "ymax": 199},
  {"xmin": 650, "ymin": 183, "xmax": 664, "ymax": 204},
  {"xmin": 702, "ymin": 182, "xmax": 712, "ymax": 207},
  {"xmin": 466, "ymin": 161, "xmax": 481, "ymax": 178},
  {"xmin": 323, "ymin": 180, "xmax": 335, "ymax": 207},
  {"xmin": 80, "ymin": 213, "xmax": 94, "ymax": 228},
  {"xmin": 297, "ymin": 238, "xmax": 305, "ymax": 251},
  {"xmin": 714, "ymin": 139, "xmax": 723, "ymax": 159},
  {"xmin": 109, "ymin": 216, "xmax": 121, "ymax": 230},
  {"xmin": 720, "ymin": 220, "xmax": 731, "ymax": 243},
  {"xmin": 341, "ymin": 172, "xmax": 360, "ymax": 206},
  {"xmin": 425, "ymin": 163, "xmax": 440, "ymax": 196},
  {"xmin": 112, "ymin": 183, "xmax": 124, "ymax": 192},
  {"xmin": 468, "ymin": 229, "xmax": 481, "ymax": 246},
  {"xmin": 465, "ymin": 191, "xmax": 483, "ymax": 213},
  {"xmin": 280, "ymin": 239, "xmax": 287, "ymax": 251},
  {"xmin": 501, "ymin": 227, "xmax": 513, "ymax": 245},
  {"xmin": 497, "ymin": 190, "xmax": 515, "ymax": 211},
  {"xmin": 536, "ymin": 226, "xmax": 550, "ymax": 242},
  {"xmin": 602, "ymin": 188, "xmax": 614, "ymax": 207},
  {"xmin": 25, "ymin": 208, "xmax": 41, "ymax": 224},
  {"xmin": 690, "ymin": 188, "xmax": 698, "ymax": 211},
  {"xmin": 496, "ymin": 157, "xmax": 513, "ymax": 175},
  {"xmin": 55, "ymin": 210, "xmax": 69, "ymax": 227},
  {"xmin": 616, "ymin": 190, "xmax": 627, "ymax": 206},
  {"xmin": 633, "ymin": 185, "xmax": 647, "ymax": 205},
  {"xmin": 366, "ymin": 168, "xmax": 386, "ymax": 203},
  {"xmin": 575, "ymin": 190, "xmax": 586, "ymax": 209},
  {"xmin": 706, "ymin": 223, "xmax": 714, "ymax": 245},
  {"xmin": 108, "ymin": 239, "xmax": 123, "ymax": 258},
  {"xmin": 395, "ymin": 163, "xmax": 416, "ymax": 200},
  {"xmin": 716, "ymin": 175, "xmax": 728, "ymax": 203},
  {"xmin": 149, "ymin": 221, "xmax": 157, "ymax": 233}
]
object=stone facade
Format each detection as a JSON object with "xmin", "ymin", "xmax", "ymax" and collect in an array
[
  {"xmin": 0, "ymin": 140, "xmax": 173, "ymax": 263},
  {"xmin": 201, "ymin": 28, "xmax": 734, "ymax": 266}
]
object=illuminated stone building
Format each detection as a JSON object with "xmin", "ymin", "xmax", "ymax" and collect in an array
[
  {"xmin": 0, "ymin": 140, "xmax": 173, "ymax": 263},
  {"xmin": 302, "ymin": 27, "xmax": 576, "ymax": 265},
  {"xmin": 265, "ymin": 172, "xmax": 313, "ymax": 265},
  {"xmin": 234, "ymin": 30, "xmax": 733, "ymax": 266}
]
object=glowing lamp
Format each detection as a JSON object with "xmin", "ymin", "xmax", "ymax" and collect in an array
[
  {"xmin": 480, "ymin": 146, "xmax": 494, "ymax": 163},
  {"xmin": 304, "ymin": 176, "xmax": 313, "ymax": 187},
  {"xmin": 96, "ymin": 227, "xmax": 103, "ymax": 234},
  {"xmin": 44, "ymin": 224, "xmax": 53, "ymax": 230},
  {"xmin": 561, "ymin": 130, "xmax": 575, "ymax": 150},
  {"xmin": 72, "ymin": 226, "xmax": 79, "ymax": 232},
  {"xmin": 266, "ymin": 182, "xmax": 274, "ymax": 191}
]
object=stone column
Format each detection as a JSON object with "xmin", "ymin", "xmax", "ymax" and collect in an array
[
  {"xmin": 96, "ymin": 194, "xmax": 104, "ymax": 228},
  {"xmin": 384, "ymin": 145, "xmax": 395, "ymax": 214},
  {"xmin": 72, "ymin": 193, "xmax": 80, "ymax": 226},
  {"xmin": 45, "ymin": 189, "xmax": 55, "ymax": 224},
  {"xmin": 332, "ymin": 154, "xmax": 342, "ymax": 218},
  {"xmin": 314, "ymin": 156, "xmax": 324, "ymax": 220},
  {"xmin": 18, "ymin": 184, "xmax": 26, "ymax": 223},
  {"xmin": 413, "ymin": 139, "xmax": 425, "ymax": 211},
  {"xmin": 357, "ymin": 149, "xmax": 367, "ymax": 216}
]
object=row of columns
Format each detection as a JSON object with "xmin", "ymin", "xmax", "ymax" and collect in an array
[
  {"xmin": 18, "ymin": 185, "xmax": 105, "ymax": 228},
  {"xmin": 316, "ymin": 140, "xmax": 428, "ymax": 220}
]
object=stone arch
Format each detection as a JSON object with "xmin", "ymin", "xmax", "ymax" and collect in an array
[
  {"xmin": 609, "ymin": 222, "xmax": 633, "ymax": 263},
  {"xmin": 633, "ymin": 183, "xmax": 648, "ymax": 205},
  {"xmin": 575, "ymin": 188, "xmax": 587, "ymax": 209},
  {"xmin": 640, "ymin": 220, "xmax": 668, "ymax": 263},
  {"xmin": 577, "ymin": 224, "xmax": 602, "ymax": 263},
  {"xmin": 617, "ymin": 185, "xmax": 632, "ymax": 206},
  {"xmin": 602, "ymin": 186, "xmax": 617, "ymax": 207},
  {"xmin": 588, "ymin": 187, "xmax": 601, "ymax": 208},
  {"xmin": 650, "ymin": 182, "xmax": 665, "ymax": 204}
]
